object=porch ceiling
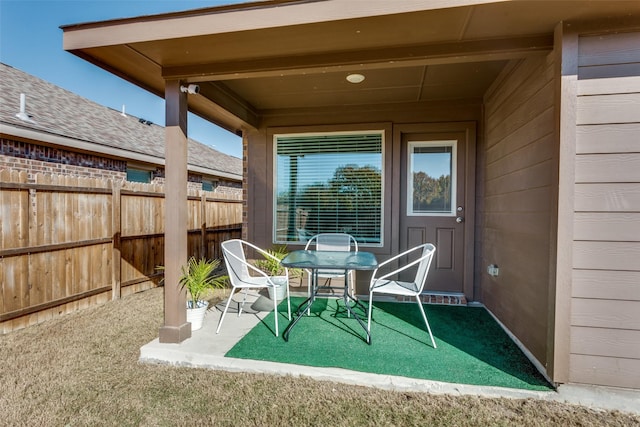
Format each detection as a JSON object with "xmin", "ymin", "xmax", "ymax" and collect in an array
[{"xmin": 62, "ymin": 0, "xmax": 640, "ymax": 133}]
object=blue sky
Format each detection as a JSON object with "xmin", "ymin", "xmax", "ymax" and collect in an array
[{"xmin": 0, "ymin": 0, "xmax": 247, "ymax": 158}]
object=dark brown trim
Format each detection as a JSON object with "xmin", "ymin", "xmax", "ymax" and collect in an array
[{"xmin": 163, "ymin": 35, "xmax": 554, "ymax": 81}]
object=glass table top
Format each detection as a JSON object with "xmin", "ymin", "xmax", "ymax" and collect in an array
[{"xmin": 281, "ymin": 250, "xmax": 378, "ymax": 270}]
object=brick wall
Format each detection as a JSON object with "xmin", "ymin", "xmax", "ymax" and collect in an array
[
  {"xmin": 0, "ymin": 137, "xmax": 241, "ymax": 196},
  {"xmin": 1, "ymin": 137, "xmax": 126, "ymax": 182}
]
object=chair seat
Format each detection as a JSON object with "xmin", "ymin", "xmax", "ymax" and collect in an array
[
  {"xmin": 316, "ymin": 269, "xmax": 347, "ymax": 277},
  {"xmin": 233, "ymin": 275, "xmax": 287, "ymax": 288},
  {"xmin": 219, "ymin": 239, "xmax": 291, "ymax": 337},
  {"xmin": 367, "ymin": 243, "xmax": 437, "ymax": 348},
  {"xmin": 370, "ymin": 279, "xmax": 419, "ymax": 296}
]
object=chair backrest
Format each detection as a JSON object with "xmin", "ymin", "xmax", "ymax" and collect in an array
[
  {"xmin": 221, "ymin": 239, "xmax": 250, "ymax": 285},
  {"xmin": 305, "ymin": 233, "xmax": 358, "ymax": 252},
  {"xmin": 413, "ymin": 243, "xmax": 436, "ymax": 293}
]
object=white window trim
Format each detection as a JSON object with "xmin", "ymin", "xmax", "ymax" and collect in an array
[{"xmin": 407, "ymin": 140, "xmax": 457, "ymax": 217}]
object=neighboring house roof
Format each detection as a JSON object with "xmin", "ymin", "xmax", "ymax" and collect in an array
[{"xmin": 0, "ymin": 62, "xmax": 242, "ymax": 181}]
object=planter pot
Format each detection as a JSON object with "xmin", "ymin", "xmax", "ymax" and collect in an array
[
  {"xmin": 268, "ymin": 277, "xmax": 288, "ymax": 301},
  {"xmin": 186, "ymin": 300, "xmax": 209, "ymax": 331}
]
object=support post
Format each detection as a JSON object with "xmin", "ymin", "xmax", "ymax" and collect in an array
[{"xmin": 159, "ymin": 79, "xmax": 191, "ymax": 343}]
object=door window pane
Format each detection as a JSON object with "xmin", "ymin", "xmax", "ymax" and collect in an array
[
  {"xmin": 275, "ymin": 132, "xmax": 383, "ymax": 245},
  {"xmin": 408, "ymin": 141, "xmax": 455, "ymax": 215}
]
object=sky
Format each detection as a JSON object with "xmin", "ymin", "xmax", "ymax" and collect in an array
[{"xmin": 0, "ymin": 0, "xmax": 247, "ymax": 158}]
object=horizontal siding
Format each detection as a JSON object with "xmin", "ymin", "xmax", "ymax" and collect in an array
[
  {"xmin": 569, "ymin": 354, "xmax": 640, "ymax": 389},
  {"xmin": 577, "ymin": 93, "xmax": 640, "ymax": 125},
  {"xmin": 481, "ymin": 54, "xmax": 554, "ymax": 368},
  {"xmin": 485, "ymin": 160, "xmax": 552, "ymax": 195},
  {"xmin": 485, "ymin": 186, "xmax": 551, "ymax": 213},
  {"xmin": 573, "ymin": 241, "xmax": 640, "ymax": 271},
  {"xmin": 570, "ymin": 34, "xmax": 640, "ymax": 389},
  {"xmin": 576, "ymin": 123, "xmax": 640, "ymax": 154},
  {"xmin": 485, "ymin": 134, "xmax": 553, "ymax": 180},
  {"xmin": 575, "ymin": 153, "xmax": 640, "ymax": 183},
  {"xmin": 574, "ymin": 183, "xmax": 640, "ymax": 212},
  {"xmin": 574, "ymin": 212, "xmax": 640, "ymax": 241},
  {"xmin": 485, "ymin": 212, "xmax": 551, "ymax": 236},
  {"xmin": 578, "ymin": 63, "xmax": 640, "ymax": 81},
  {"xmin": 571, "ymin": 326, "xmax": 640, "ymax": 359},
  {"xmin": 578, "ymin": 32, "xmax": 640, "ymax": 67},
  {"xmin": 484, "ymin": 56, "xmax": 554, "ymax": 124},
  {"xmin": 573, "ymin": 270, "xmax": 640, "ymax": 301},
  {"xmin": 578, "ymin": 32, "xmax": 640, "ymax": 81},
  {"xmin": 572, "ymin": 298, "xmax": 640, "ymax": 330},
  {"xmin": 577, "ymin": 76, "xmax": 640, "ymax": 95}
]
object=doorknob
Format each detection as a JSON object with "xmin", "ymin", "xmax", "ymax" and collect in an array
[{"xmin": 456, "ymin": 216, "xmax": 464, "ymax": 223}]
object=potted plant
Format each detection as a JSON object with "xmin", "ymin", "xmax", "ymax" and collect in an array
[
  {"xmin": 254, "ymin": 246, "xmax": 301, "ymax": 301},
  {"xmin": 162, "ymin": 257, "xmax": 228, "ymax": 331}
]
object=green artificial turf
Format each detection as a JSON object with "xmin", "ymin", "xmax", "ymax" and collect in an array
[{"xmin": 225, "ymin": 297, "xmax": 553, "ymax": 391}]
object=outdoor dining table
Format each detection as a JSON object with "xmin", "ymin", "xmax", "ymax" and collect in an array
[{"xmin": 280, "ymin": 249, "xmax": 378, "ymax": 344}]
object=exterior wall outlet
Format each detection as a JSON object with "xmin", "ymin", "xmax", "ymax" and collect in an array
[{"xmin": 487, "ymin": 264, "xmax": 499, "ymax": 277}]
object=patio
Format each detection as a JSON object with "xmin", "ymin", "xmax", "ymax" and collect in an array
[{"xmin": 138, "ymin": 287, "xmax": 638, "ymax": 413}]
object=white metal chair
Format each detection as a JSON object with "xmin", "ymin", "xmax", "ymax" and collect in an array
[
  {"xmin": 304, "ymin": 233, "xmax": 359, "ymax": 298},
  {"xmin": 218, "ymin": 239, "xmax": 291, "ymax": 337},
  {"xmin": 367, "ymin": 243, "xmax": 437, "ymax": 348}
]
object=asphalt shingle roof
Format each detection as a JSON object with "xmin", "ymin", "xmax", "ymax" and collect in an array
[{"xmin": 0, "ymin": 63, "xmax": 242, "ymax": 180}]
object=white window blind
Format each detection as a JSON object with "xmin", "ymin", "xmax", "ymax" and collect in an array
[{"xmin": 275, "ymin": 132, "xmax": 383, "ymax": 245}]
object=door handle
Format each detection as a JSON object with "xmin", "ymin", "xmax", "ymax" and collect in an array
[{"xmin": 456, "ymin": 217, "xmax": 464, "ymax": 223}]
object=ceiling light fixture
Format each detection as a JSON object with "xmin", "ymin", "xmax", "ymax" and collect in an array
[{"xmin": 346, "ymin": 73, "xmax": 365, "ymax": 84}]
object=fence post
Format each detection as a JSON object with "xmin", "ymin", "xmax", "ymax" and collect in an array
[
  {"xmin": 201, "ymin": 192, "xmax": 207, "ymax": 259},
  {"xmin": 112, "ymin": 180, "xmax": 121, "ymax": 300}
]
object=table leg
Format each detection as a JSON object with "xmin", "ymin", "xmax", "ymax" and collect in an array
[
  {"xmin": 283, "ymin": 268, "xmax": 318, "ymax": 341},
  {"xmin": 339, "ymin": 276, "xmax": 371, "ymax": 345}
]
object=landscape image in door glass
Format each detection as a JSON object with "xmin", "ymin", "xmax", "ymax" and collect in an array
[
  {"xmin": 275, "ymin": 133, "xmax": 382, "ymax": 244},
  {"xmin": 412, "ymin": 146, "xmax": 452, "ymax": 213}
]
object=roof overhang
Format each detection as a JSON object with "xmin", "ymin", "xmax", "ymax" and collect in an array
[{"xmin": 61, "ymin": 0, "xmax": 640, "ymax": 134}]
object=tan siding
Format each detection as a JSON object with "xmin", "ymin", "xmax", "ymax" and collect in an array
[
  {"xmin": 577, "ymin": 93, "xmax": 640, "ymax": 125},
  {"xmin": 574, "ymin": 212, "xmax": 640, "ymax": 241},
  {"xmin": 575, "ymin": 183, "xmax": 640, "ymax": 211},
  {"xmin": 570, "ymin": 32, "xmax": 640, "ymax": 389},
  {"xmin": 481, "ymin": 54, "xmax": 555, "ymax": 367},
  {"xmin": 573, "ymin": 241, "xmax": 640, "ymax": 271},
  {"xmin": 575, "ymin": 153, "xmax": 640, "ymax": 183},
  {"xmin": 572, "ymin": 299, "xmax": 640, "ymax": 330},
  {"xmin": 569, "ymin": 354, "xmax": 640, "ymax": 389},
  {"xmin": 573, "ymin": 270, "xmax": 640, "ymax": 301},
  {"xmin": 576, "ymin": 123, "xmax": 640, "ymax": 154},
  {"xmin": 571, "ymin": 326, "xmax": 640, "ymax": 360}
]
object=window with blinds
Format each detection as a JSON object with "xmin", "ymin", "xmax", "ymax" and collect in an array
[{"xmin": 274, "ymin": 132, "xmax": 383, "ymax": 245}]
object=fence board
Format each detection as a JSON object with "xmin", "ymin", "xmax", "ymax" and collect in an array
[{"xmin": 1, "ymin": 171, "xmax": 241, "ymax": 332}]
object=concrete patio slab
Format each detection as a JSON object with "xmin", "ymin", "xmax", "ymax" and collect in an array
[{"xmin": 139, "ymin": 292, "xmax": 640, "ymax": 415}]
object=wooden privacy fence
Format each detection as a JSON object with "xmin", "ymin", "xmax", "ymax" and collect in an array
[{"xmin": 0, "ymin": 170, "xmax": 242, "ymax": 333}]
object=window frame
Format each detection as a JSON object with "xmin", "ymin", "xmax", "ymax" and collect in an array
[
  {"xmin": 406, "ymin": 140, "xmax": 457, "ymax": 217},
  {"xmin": 126, "ymin": 167, "xmax": 152, "ymax": 183},
  {"xmin": 273, "ymin": 130, "xmax": 385, "ymax": 247}
]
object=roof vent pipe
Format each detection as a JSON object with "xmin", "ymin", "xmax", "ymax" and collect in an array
[
  {"xmin": 16, "ymin": 93, "xmax": 35, "ymax": 123},
  {"xmin": 121, "ymin": 104, "xmax": 127, "ymax": 117}
]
